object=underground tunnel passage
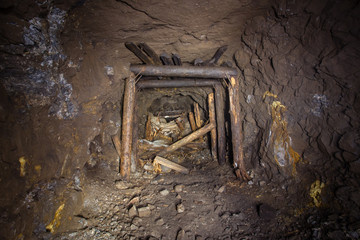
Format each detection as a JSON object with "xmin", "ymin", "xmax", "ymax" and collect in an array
[{"xmin": 0, "ymin": 0, "xmax": 360, "ymax": 239}]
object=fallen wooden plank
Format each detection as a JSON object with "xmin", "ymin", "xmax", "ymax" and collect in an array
[
  {"xmin": 160, "ymin": 52, "xmax": 173, "ymax": 65},
  {"xmin": 138, "ymin": 42, "xmax": 162, "ymax": 65},
  {"xmin": 112, "ymin": 135, "xmax": 121, "ymax": 157},
  {"xmin": 157, "ymin": 122, "xmax": 215, "ymax": 156},
  {"xmin": 172, "ymin": 53, "xmax": 182, "ymax": 66},
  {"xmin": 125, "ymin": 42, "xmax": 154, "ymax": 65},
  {"xmin": 153, "ymin": 156, "xmax": 189, "ymax": 174}
]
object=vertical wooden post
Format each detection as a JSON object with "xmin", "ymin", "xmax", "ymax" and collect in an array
[
  {"xmin": 208, "ymin": 93, "xmax": 217, "ymax": 161},
  {"xmin": 120, "ymin": 74, "xmax": 136, "ymax": 180},
  {"xmin": 131, "ymin": 104, "xmax": 138, "ymax": 173},
  {"xmin": 214, "ymin": 83, "xmax": 226, "ymax": 165},
  {"xmin": 188, "ymin": 112, "xmax": 197, "ymax": 132},
  {"xmin": 228, "ymin": 76, "xmax": 250, "ymax": 181},
  {"xmin": 194, "ymin": 103, "xmax": 203, "ymax": 129},
  {"xmin": 194, "ymin": 103, "xmax": 204, "ymax": 141}
]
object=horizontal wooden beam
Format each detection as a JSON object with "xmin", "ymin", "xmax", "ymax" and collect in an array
[{"xmin": 130, "ymin": 64, "xmax": 238, "ymax": 78}]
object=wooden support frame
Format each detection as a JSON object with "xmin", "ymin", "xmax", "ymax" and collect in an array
[{"xmin": 120, "ymin": 66, "xmax": 248, "ymax": 181}]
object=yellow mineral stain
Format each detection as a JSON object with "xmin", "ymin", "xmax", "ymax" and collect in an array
[
  {"xmin": 34, "ymin": 165, "xmax": 41, "ymax": 176},
  {"xmin": 19, "ymin": 157, "xmax": 27, "ymax": 177},
  {"xmin": 46, "ymin": 203, "xmax": 65, "ymax": 233},
  {"xmin": 16, "ymin": 233, "xmax": 24, "ymax": 240},
  {"xmin": 309, "ymin": 180, "xmax": 325, "ymax": 207},
  {"xmin": 267, "ymin": 97, "xmax": 302, "ymax": 175},
  {"xmin": 263, "ymin": 91, "xmax": 278, "ymax": 100},
  {"xmin": 82, "ymin": 97, "xmax": 101, "ymax": 115}
]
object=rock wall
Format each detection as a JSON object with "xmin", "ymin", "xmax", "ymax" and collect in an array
[{"xmin": 236, "ymin": 0, "xmax": 360, "ymax": 211}]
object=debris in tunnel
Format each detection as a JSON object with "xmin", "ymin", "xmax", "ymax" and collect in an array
[{"xmin": 153, "ymin": 156, "xmax": 189, "ymax": 174}]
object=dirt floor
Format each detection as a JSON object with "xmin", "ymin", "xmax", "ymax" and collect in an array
[{"xmin": 16, "ymin": 147, "xmax": 353, "ymax": 240}]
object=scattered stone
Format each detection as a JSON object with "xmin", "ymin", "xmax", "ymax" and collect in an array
[
  {"xmin": 259, "ymin": 181, "xmax": 266, "ymax": 186},
  {"xmin": 130, "ymin": 224, "xmax": 138, "ymax": 231},
  {"xmin": 177, "ymin": 203, "xmax": 185, "ymax": 213},
  {"xmin": 176, "ymin": 194, "xmax": 182, "ymax": 199},
  {"xmin": 143, "ymin": 162, "xmax": 154, "ymax": 171},
  {"xmin": 138, "ymin": 206, "xmax": 151, "ymax": 217},
  {"xmin": 174, "ymin": 184, "xmax": 185, "ymax": 192},
  {"xmin": 155, "ymin": 217, "xmax": 164, "ymax": 226},
  {"xmin": 176, "ymin": 229, "xmax": 185, "ymax": 240},
  {"xmin": 131, "ymin": 217, "xmax": 142, "ymax": 225},
  {"xmin": 128, "ymin": 205, "xmax": 138, "ymax": 218},
  {"xmin": 128, "ymin": 196, "xmax": 140, "ymax": 206},
  {"xmin": 160, "ymin": 189, "xmax": 170, "ymax": 196},
  {"xmin": 247, "ymin": 180, "xmax": 254, "ymax": 185},
  {"xmin": 150, "ymin": 230, "xmax": 162, "ymax": 238},
  {"xmin": 217, "ymin": 185, "xmax": 226, "ymax": 193},
  {"xmin": 221, "ymin": 211, "xmax": 230, "ymax": 220},
  {"xmin": 115, "ymin": 180, "xmax": 129, "ymax": 190}
]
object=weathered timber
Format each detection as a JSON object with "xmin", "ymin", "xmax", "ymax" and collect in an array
[
  {"xmin": 172, "ymin": 53, "xmax": 182, "ymax": 66},
  {"xmin": 145, "ymin": 114, "xmax": 153, "ymax": 141},
  {"xmin": 208, "ymin": 93, "xmax": 218, "ymax": 161},
  {"xmin": 138, "ymin": 43, "xmax": 162, "ymax": 65},
  {"xmin": 214, "ymin": 84, "xmax": 226, "ymax": 164},
  {"xmin": 194, "ymin": 102, "xmax": 203, "ymax": 141},
  {"xmin": 112, "ymin": 135, "xmax": 121, "ymax": 157},
  {"xmin": 209, "ymin": 45, "xmax": 228, "ymax": 65},
  {"xmin": 125, "ymin": 42, "xmax": 154, "ymax": 65},
  {"xmin": 160, "ymin": 52, "xmax": 173, "ymax": 65},
  {"xmin": 153, "ymin": 156, "xmax": 189, "ymax": 174},
  {"xmin": 194, "ymin": 102, "xmax": 202, "ymax": 129},
  {"xmin": 120, "ymin": 74, "xmax": 136, "ymax": 179},
  {"xmin": 137, "ymin": 79, "xmax": 220, "ymax": 89},
  {"xmin": 188, "ymin": 112, "xmax": 197, "ymax": 132},
  {"xmin": 157, "ymin": 122, "xmax": 215, "ymax": 157},
  {"xmin": 130, "ymin": 64, "xmax": 238, "ymax": 78},
  {"xmin": 131, "ymin": 104, "xmax": 139, "ymax": 173},
  {"xmin": 228, "ymin": 76, "xmax": 250, "ymax": 181}
]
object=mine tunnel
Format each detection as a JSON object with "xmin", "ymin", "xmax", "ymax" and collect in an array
[{"xmin": 0, "ymin": 0, "xmax": 360, "ymax": 239}]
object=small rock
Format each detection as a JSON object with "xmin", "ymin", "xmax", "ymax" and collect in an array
[
  {"xmin": 115, "ymin": 180, "xmax": 129, "ymax": 190},
  {"xmin": 176, "ymin": 229, "xmax": 185, "ymax": 240},
  {"xmin": 150, "ymin": 230, "xmax": 162, "ymax": 238},
  {"xmin": 128, "ymin": 205, "xmax": 138, "ymax": 218},
  {"xmin": 259, "ymin": 181, "xmax": 266, "ymax": 186},
  {"xmin": 155, "ymin": 218, "xmax": 164, "ymax": 226},
  {"xmin": 143, "ymin": 163, "xmax": 154, "ymax": 171},
  {"xmin": 177, "ymin": 203, "xmax": 185, "ymax": 213},
  {"xmin": 174, "ymin": 184, "xmax": 185, "ymax": 192},
  {"xmin": 160, "ymin": 189, "xmax": 170, "ymax": 196},
  {"xmin": 131, "ymin": 217, "xmax": 142, "ymax": 225},
  {"xmin": 247, "ymin": 180, "xmax": 253, "ymax": 185},
  {"xmin": 138, "ymin": 206, "xmax": 151, "ymax": 217},
  {"xmin": 130, "ymin": 224, "xmax": 138, "ymax": 230},
  {"xmin": 128, "ymin": 196, "xmax": 140, "ymax": 205},
  {"xmin": 176, "ymin": 194, "xmax": 182, "ymax": 199},
  {"xmin": 217, "ymin": 185, "xmax": 226, "ymax": 193}
]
